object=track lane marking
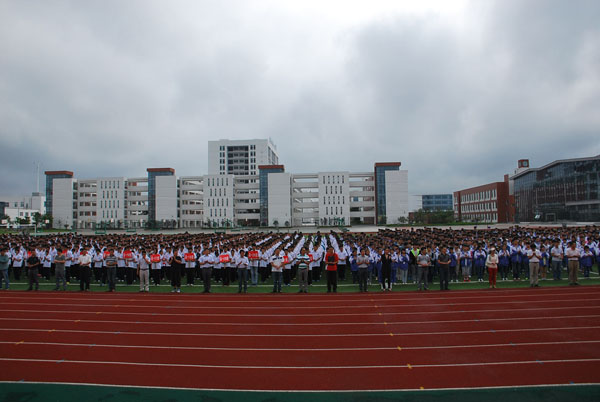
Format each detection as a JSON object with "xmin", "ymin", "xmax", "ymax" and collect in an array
[
  {"xmin": 1, "ymin": 325, "xmax": 599, "ymax": 338},
  {"xmin": 1, "ymin": 357, "xmax": 599, "ymax": 370}
]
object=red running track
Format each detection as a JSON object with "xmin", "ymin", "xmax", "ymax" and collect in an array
[{"xmin": 1, "ymin": 286, "xmax": 600, "ymax": 391}]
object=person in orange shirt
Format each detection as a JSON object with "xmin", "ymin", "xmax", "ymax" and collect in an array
[{"xmin": 325, "ymin": 246, "xmax": 339, "ymax": 293}]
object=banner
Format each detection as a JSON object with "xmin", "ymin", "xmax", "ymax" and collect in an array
[
  {"xmin": 248, "ymin": 250, "xmax": 259, "ymax": 260},
  {"xmin": 219, "ymin": 254, "xmax": 231, "ymax": 263},
  {"xmin": 184, "ymin": 253, "xmax": 196, "ymax": 262},
  {"xmin": 150, "ymin": 254, "xmax": 161, "ymax": 263}
]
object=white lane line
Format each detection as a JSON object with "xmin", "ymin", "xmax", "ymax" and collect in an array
[
  {"xmin": 0, "ymin": 305, "xmax": 596, "ymax": 318},
  {"xmin": 0, "ymin": 314, "xmax": 598, "ymax": 327},
  {"xmin": 1, "ymin": 325, "xmax": 598, "ymax": 338},
  {"xmin": 1, "ymin": 380, "xmax": 599, "ymax": 393},
  {"xmin": 1, "ymin": 339, "xmax": 599, "ymax": 352},
  {"xmin": 1, "ymin": 357, "xmax": 599, "ymax": 370},
  {"xmin": 1, "ymin": 297, "xmax": 597, "ymax": 310}
]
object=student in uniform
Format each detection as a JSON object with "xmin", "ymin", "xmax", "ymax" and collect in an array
[
  {"xmin": 460, "ymin": 246, "xmax": 472, "ymax": 282},
  {"xmin": 116, "ymin": 249, "xmax": 126, "ymax": 283},
  {"xmin": 259, "ymin": 247, "xmax": 269, "ymax": 283},
  {"xmin": 498, "ymin": 245, "xmax": 510, "ymax": 281},
  {"xmin": 11, "ymin": 247, "xmax": 24, "ymax": 281},
  {"xmin": 249, "ymin": 248, "xmax": 259, "ymax": 286},
  {"xmin": 64, "ymin": 248, "xmax": 72, "ymax": 284},
  {"xmin": 93, "ymin": 249, "xmax": 103, "ymax": 283},
  {"xmin": 162, "ymin": 247, "xmax": 173, "ymax": 282},
  {"xmin": 236, "ymin": 249, "xmax": 250, "ymax": 293},
  {"xmin": 540, "ymin": 246, "xmax": 550, "ymax": 280},
  {"xmin": 296, "ymin": 247, "xmax": 310, "ymax": 293},
  {"xmin": 311, "ymin": 244, "xmax": 323, "ymax": 283},
  {"xmin": 473, "ymin": 246, "xmax": 486, "ymax": 282},
  {"xmin": 283, "ymin": 249, "xmax": 293, "ymax": 286},
  {"xmin": 270, "ymin": 247, "xmax": 284, "ymax": 293},
  {"xmin": 185, "ymin": 249, "xmax": 196, "ymax": 286},
  {"xmin": 198, "ymin": 249, "xmax": 213, "ymax": 293},
  {"xmin": 105, "ymin": 247, "xmax": 118, "ymax": 292},
  {"xmin": 398, "ymin": 249, "xmax": 409, "ymax": 285},
  {"xmin": 0, "ymin": 247, "xmax": 10, "ymax": 290},
  {"xmin": 510, "ymin": 245, "xmax": 521, "ymax": 281},
  {"xmin": 150, "ymin": 252, "xmax": 162, "ymax": 285},
  {"xmin": 581, "ymin": 246, "xmax": 594, "ymax": 279},
  {"xmin": 71, "ymin": 248, "xmax": 80, "ymax": 282},
  {"xmin": 171, "ymin": 254, "xmax": 183, "ymax": 293},
  {"xmin": 349, "ymin": 249, "xmax": 359, "ymax": 284},
  {"xmin": 126, "ymin": 249, "xmax": 137, "ymax": 285},
  {"xmin": 550, "ymin": 240, "xmax": 563, "ymax": 280},
  {"xmin": 42, "ymin": 248, "xmax": 52, "ymax": 281},
  {"xmin": 337, "ymin": 247, "xmax": 347, "ymax": 281},
  {"xmin": 449, "ymin": 246, "xmax": 459, "ymax": 283}
]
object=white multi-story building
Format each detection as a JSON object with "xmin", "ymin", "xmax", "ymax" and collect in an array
[
  {"xmin": 0, "ymin": 193, "xmax": 45, "ymax": 214},
  {"xmin": 46, "ymin": 163, "xmax": 408, "ymax": 229},
  {"xmin": 208, "ymin": 139, "xmax": 279, "ymax": 176}
]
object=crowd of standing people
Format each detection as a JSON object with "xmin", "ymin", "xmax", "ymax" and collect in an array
[{"xmin": 0, "ymin": 225, "xmax": 598, "ymax": 293}]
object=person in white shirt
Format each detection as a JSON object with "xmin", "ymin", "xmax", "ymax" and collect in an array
[
  {"xmin": 271, "ymin": 247, "xmax": 284, "ymax": 293},
  {"xmin": 11, "ymin": 248, "xmax": 24, "ymax": 281},
  {"xmin": 198, "ymin": 249, "xmax": 214, "ymax": 293},
  {"xmin": 249, "ymin": 248, "xmax": 259, "ymax": 286},
  {"xmin": 259, "ymin": 247, "xmax": 269, "ymax": 283},
  {"xmin": 162, "ymin": 247, "xmax": 173, "ymax": 282},
  {"xmin": 550, "ymin": 240, "xmax": 563, "ymax": 281},
  {"xmin": 485, "ymin": 248, "xmax": 499, "ymax": 289},
  {"xmin": 565, "ymin": 242, "xmax": 581, "ymax": 286},
  {"xmin": 527, "ymin": 244, "xmax": 542, "ymax": 287},
  {"xmin": 150, "ymin": 251, "xmax": 162, "ymax": 286},
  {"xmin": 337, "ymin": 248, "xmax": 348, "ymax": 281},
  {"xmin": 93, "ymin": 249, "xmax": 103, "ymax": 283},
  {"xmin": 235, "ymin": 250, "xmax": 250, "ymax": 293},
  {"xmin": 78, "ymin": 247, "xmax": 92, "ymax": 292},
  {"xmin": 137, "ymin": 250, "xmax": 151, "ymax": 292}
]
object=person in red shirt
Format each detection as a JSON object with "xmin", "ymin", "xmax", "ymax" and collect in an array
[{"xmin": 325, "ymin": 246, "xmax": 339, "ymax": 293}]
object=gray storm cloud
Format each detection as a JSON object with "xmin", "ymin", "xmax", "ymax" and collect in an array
[{"xmin": 1, "ymin": 0, "xmax": 599, "ymax": 196}]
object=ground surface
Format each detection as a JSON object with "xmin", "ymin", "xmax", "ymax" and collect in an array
[{"xmin": 1, "ymin": 286, "xmax": 600, "ymax": 400}]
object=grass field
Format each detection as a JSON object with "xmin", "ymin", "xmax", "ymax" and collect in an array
[
  {"xmin": 4, "ymin": 276, "xmax": 600, "ymax": 293},
  {"xmin": 3, "ymin": 266, "xmax": 599, "ymax": 293}
]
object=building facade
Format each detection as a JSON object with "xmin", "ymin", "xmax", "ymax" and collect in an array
[
  {"xmin": 0, "ymin": 193, "xmax": 45, "ymax": 215},
  {"xmin": 47, "ymin": 162, "xmax": 408, "ymax": 229},
  {"xmin": 421, "ymin": 194, "xmax": 453, "ymax": 211},
  {"xmin": 208, "ymin": 139, "xmax": 279, "ymax": 176},
  {"xmin": 512, "ymin": 155, "xmax": 600, "ymax": 222},
  {"xmin": 453, "ymin": 175, "xmax": 512, "ymax": 223}
]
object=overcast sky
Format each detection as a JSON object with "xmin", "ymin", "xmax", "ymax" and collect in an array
[{"xmin": 1, "ymin": 0, "xmax": 599, "ymax": 197}]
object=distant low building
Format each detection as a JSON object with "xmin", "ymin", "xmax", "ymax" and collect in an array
[
  {"xmin": 453, "ymin": 176, "xmax": 513, "ymax": 223},
  {"xmin": 421, "ymin": 194, "xmax": 453, "ymax": 211}
]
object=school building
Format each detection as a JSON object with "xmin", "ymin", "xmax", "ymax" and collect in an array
[
  {"xmin": 453, "ymin": 175, "xmax": 513, "ymax": 223},
  {"xmin": 47, "ymin": 163, "xmax": 408, "ymax": 229},
  {"xmin": 511, "ymin": 154, "xmax": 600, "ymax": 222}
]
